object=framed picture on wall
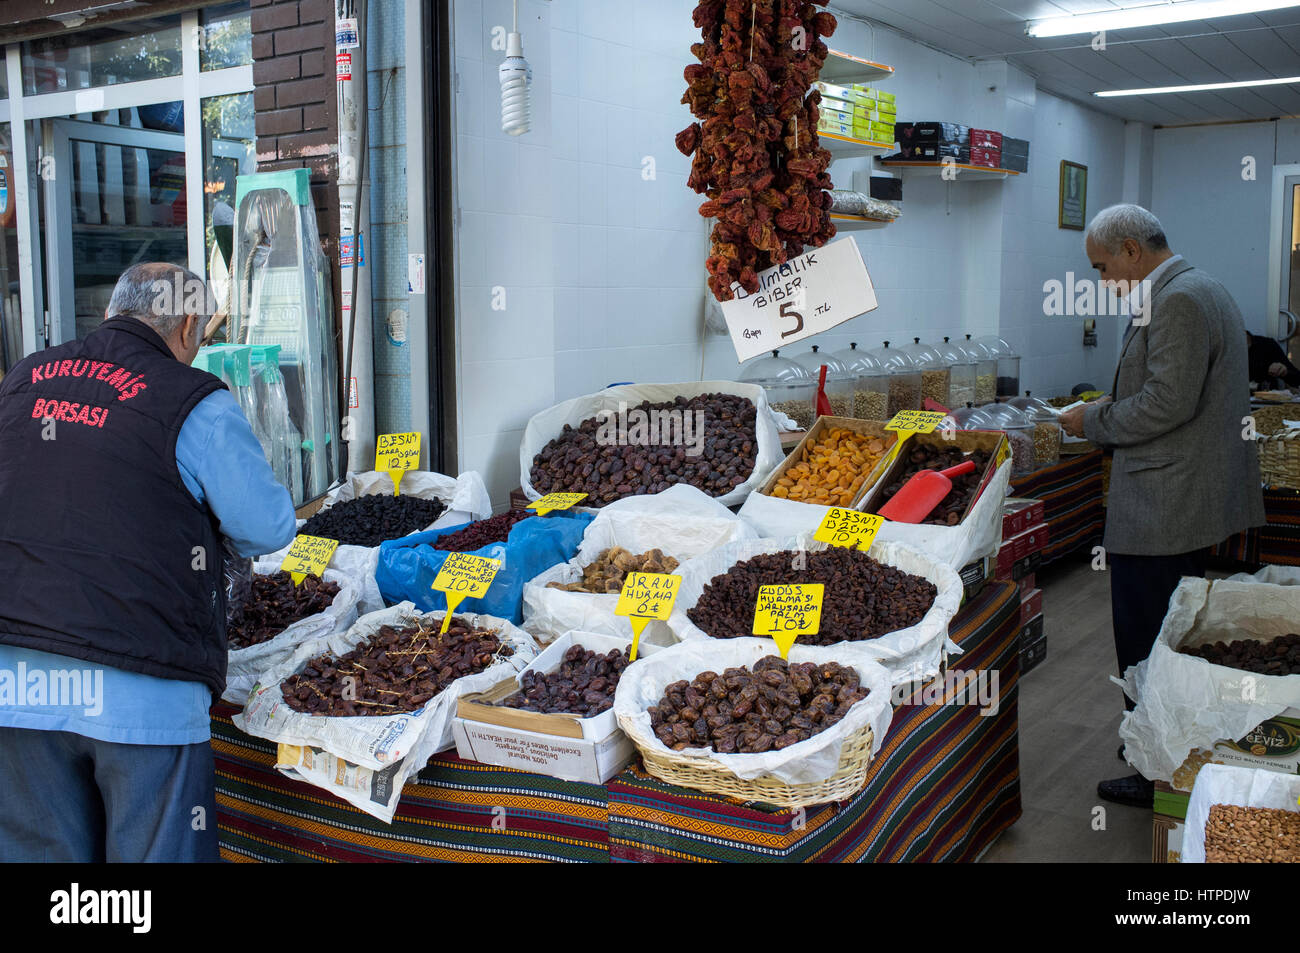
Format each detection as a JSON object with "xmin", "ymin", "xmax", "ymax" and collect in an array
[{"xmin": 1059, "ymin": 160, "xmax": 1087, "ymax": 230}]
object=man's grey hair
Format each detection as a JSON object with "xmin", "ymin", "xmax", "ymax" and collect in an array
[
  {"xmin": 1085, "ymin": 204, "xmax": 1170, "ymax": 255},
  {"xmin": 106, "ymin": 262, "xmax": 209, "ymax": 345}
]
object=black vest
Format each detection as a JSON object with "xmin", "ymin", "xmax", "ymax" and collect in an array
[{"xmin": 0, "ymin": 318, "xmax": 230, "ymax": 693}]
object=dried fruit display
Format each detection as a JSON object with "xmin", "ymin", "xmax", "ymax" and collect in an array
[
  {"xmin": 281, "ymin": 617, "xmax": 511, "ymax": 716},
  {"xmin": 227, "ymin": 571, "xmax": 342, "ymax": 650},
  {"xmin": 687, "ymin": 548, "xmax": 936, "ymax": 644},
  {"xmin": 501, "ymin": 645, "xmax": 631, "ymax": 716},
  {"xmin": 299, "ymin": 494, "xmax": 448, "ymax": 547},
  {"xmin": 649, "ymin": 655, "xmax": 867, "ymax": 752},
  {"xmin": 677, "ymin": 0, "xmax": 839, "ymax": 300},
  {"xmin": 767, "ymin": 426, "xmax": 893, "ymax": 506},
  {"xmin": 546, "ymin": 546, "xmax": 680, "ymax": 594},
  {"xmin": 529, "ymin": 393, "xmax": 758, "ymax": 506},
  {"xmin": 432, "ymin": 509, "xmax": 532, "ymax": 552},
  {"xmin": 1205, "ymin": 804, "xmax": 1300, "ymax": 862},
  {"xmin": 1181, "ymin": 633, "xmax": 1300, "ymax": 676},
  {"xmin": 870, "ymin": 445, "xmax": 992, "ymax": 526}
]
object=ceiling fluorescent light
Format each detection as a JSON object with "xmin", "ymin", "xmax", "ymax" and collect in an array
[
  {"xmin": 1094, "ymin": 75, "xmax": 1300, "ymax": 96},
  {"xmin": 1027, "ymin": 0, "xmax": 1300, "ymax": 38}
]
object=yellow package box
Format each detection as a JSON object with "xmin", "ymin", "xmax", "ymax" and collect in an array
[
  {"xmin": 817, "ymin": 116, "xmax": 853, "ymax": 138},
  {"xmin": 820, "ymin": 106, "xmax": 854, "ymax": 126},
  {"xmin": 814, "ymin": 80, "xmax": 857, "ymax": 102}
]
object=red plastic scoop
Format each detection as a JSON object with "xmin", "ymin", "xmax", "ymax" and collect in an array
[{"xmin": 877, "ymin": 460, "xmax": 977, "ymax": 524}]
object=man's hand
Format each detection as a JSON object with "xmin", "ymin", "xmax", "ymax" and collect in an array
[
  {"xmin": 1269, "ymin": 361, "xmax": 1287, "ymax": 379},
  {"xmin": 1059, "ymin": 396, "xmax": 1111, "ymax": 438}
]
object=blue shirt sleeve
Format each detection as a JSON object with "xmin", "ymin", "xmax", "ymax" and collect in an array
[{"xmin": 176, "ymin": 390, "xmax": 298, "ymax": 557}]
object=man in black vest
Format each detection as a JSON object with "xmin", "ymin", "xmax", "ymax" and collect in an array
[{"xmin": 0, "ymin": 262, "xmax": 297, "ymax": 861}]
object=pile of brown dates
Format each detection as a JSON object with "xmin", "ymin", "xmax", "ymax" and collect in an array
[
  {"xmin": 228, "ymin": 571, "xmax": 341, "ymax": 650},
  {"xmin": 500, "ymin": 645, "xmax": 630, "ymax": 716}
]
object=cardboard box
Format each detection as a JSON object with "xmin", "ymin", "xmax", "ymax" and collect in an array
[
  {"xmin": 849, "ymin": 84, "xmax": 878, "ymax": 102},
  {"xmin": 868, "ymin": 175, "xmax": 902, "ymax": 201},
  {"xmin": 858, "ymin": 429, "xmax": 1010, "ymax": 526},
  {"xmin": 454, "ymin": 632, "xmax": 656, "ymax": 784},
  {"xmin": 814, "ymin": 80, "xmax": 857, "ymax": 103},
  {"xmin": 969, "ymin": 145, "xmax": 1001, "ymax": 168},
  {"xmin": 1020, "ymin": 625, "xmax": 1046, "ymax": 675},
  {"xmin": 1153, "ymin": 782, "xmax": 1187, "ymax": 863},
  {"xmin": 1018, "ymin": 521, "xmax": 1050, "ymax": 558},
  {"xmin": 1001, "ymin": 135, "xmax": 1029, "ymax": 157},
  {"xmin": 1019, "ymin": 587, "xmax": 1042, "ymax": 627},
  {"xmin": 1002, "ymin": 498, "xmax": 1044, "ymax": 537},
  {"xmin": 1016, "ymin": 572, "xmax": 1036, "ymax": 599},
  {"xmin": 869, "ymin": 120, "xmax": 895, "ymax": 141},
  {"xmin": 970, "ymin": 128, "xmax": 1002, "ymax": 150},
  {"xmin": 817, "ymin": 117, "xmax": 855, "ymax": 138},
  {"xmin": 898, "ymin": 121, "xmax": 969, "ymax": 144},
  {"xmin": 1168, "ymin": 711, "xmax": 1300, "ymax": 793},
  {"xmin": 959, "ymin": 555, "xmax": 992, "ymax": 605},
  {"xmin": 1000, "ymin": 149, "xmax": 1029, "ymax": 173},
  {"xmin": 996, "ymin": 525, "xmax": 1046, "ymax": 580},
  {"xmin": 819, "ymin": 106, "xmax": 855, "ymax": 126},
  {"xmin": 757, "ymin": 416, "xmax": 899, "ymax": 508},
  {"xmin": 875, "ymin": 89, "xmax": 896, "ymax": 106}
]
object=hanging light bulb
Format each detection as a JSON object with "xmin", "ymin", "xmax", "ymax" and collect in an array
[{"xmin": 499, "ymin": 1, "xmax": 532, "ymax": 136}]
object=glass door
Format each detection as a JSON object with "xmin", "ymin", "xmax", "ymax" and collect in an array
[{"xmin": 1282, "ymin": 175, "xmax": 1300, "ymax": 365}]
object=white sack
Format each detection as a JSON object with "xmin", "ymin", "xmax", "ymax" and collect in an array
[
  {"xmin": 522, "ymin": 484, "xmax": 759, "ymax": 646},
  {"xmin": 1118, "ymin": 577, "xmax": 1300, "ymax": 786},
  {"xmin": 518, "ymin": 381, "xmax": 784, "ymax": 509},
  {"xmin": 1183, "ymin": 764, "xmax": 1300, "ymax": 863},
  {"xmin": 1224, "ymin": 565, "xmax": 1300, "ymax": 586},
  {"xmin": 613, "ymin": 637, "xmax": 893, "ymax": 784},
  {"xmin": 666, "ymin": 534, "xmax": 964, "ymax": 685}
]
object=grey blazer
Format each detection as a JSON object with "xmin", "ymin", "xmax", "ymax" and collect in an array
[{"xmin": 1083, "ymin": 258, "xmax": 1266, "ymax": 556}]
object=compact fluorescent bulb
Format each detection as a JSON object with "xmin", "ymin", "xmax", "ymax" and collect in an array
[
  {"xmin": 1028, "ymin": 0, "xmax": 1300, "ymax": 38},
  {"xmin": 499, "ymin": 31, "xmax": 532, "ymax": 136}
]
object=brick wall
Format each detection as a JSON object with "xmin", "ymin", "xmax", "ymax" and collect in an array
[{"xmin": 251, "ymin": 0, "xmax": 341, "ymax": 328}]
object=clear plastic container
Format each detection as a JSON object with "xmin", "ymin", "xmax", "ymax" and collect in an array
[
  {"xmin": 978, "ymin": 401, "xmax": 1035, "ymax": 475},
  {"xmin": 792, "ymin": 344, "xmax": 855, "ymax": 419},
  {"xmin": 974, "ymin": 335, "xmax": 1022, "ymax": 398},
  {"xmin": 962, "ymin": 334, "xmax": 998, "ymax": 404},
  {"xmin": 740, "ymin": 350, "xmax": 817, "ymax": 430},
  {"xmin": 903, "ymin": 337, "xmax": 952, "ymax": 410},
  {"xmin": 938, "ymin": 336, "xmax": 978, "ymax": 410},
  {"xmin": 867, "ymin": 340, "xmax": 922, "ymax": 419},
  {"xmin": 1009, "ymin": 392, "xmax": 1062, "ymax": 469},
  {"xmin": 834, "ymin": 342, "xmax": 889, "ymax": 421}
]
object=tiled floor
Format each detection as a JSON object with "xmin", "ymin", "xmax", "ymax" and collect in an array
[{"xmin": 980, "ymin": 556, "xmax": 1153, "ymax": 863}]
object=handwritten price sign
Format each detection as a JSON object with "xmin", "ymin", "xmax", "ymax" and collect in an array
[
  {"xmin": 885, "ymin": 410, "xmax": 948, "ymax": 436},
  {"xmin": 431, "ymin": 552, "xmax": 501, "ymax": 633},
  {"xmin": 280, "ymin": 534, "xmax": 339, "ymax": 585},
  {"xmin": 375, "ymin": 431, "xmax": 421, "ymax": 495},
  {"xmin": 814, "ymin": 508, "xmax": 884, "ymax": 551},
  {"xmin": 615, "ymin": 572, "xmax": 682, "ymax": 660},
  {"xmin": 526, "ymin": 492, "xmax": 587, "ymax": 516},
  {"xmin": 752, "ymin": 583, "xmax": 824, "ymax": 659}
]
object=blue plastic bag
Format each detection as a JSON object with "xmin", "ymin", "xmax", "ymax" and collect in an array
[{"xmin": 375, "ymin": 511, "xmax": 594, "ymax": 623}]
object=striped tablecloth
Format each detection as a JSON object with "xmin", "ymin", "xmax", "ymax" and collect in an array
[
  {"xmin": 210, "ymin": 582, "xmax": 1021, "ymax": 863},
  {"xmin": 1211, "ymin": 488, "xmax": 1300, "ymax": 568},
  {"xmin": 1010, "ymin": 450, "xmax": 1106, "ymax": 566}
]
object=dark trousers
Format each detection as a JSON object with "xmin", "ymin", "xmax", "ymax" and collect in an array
[
  {"xmin": 1109, "ymin": 548, "xmax": 1209, "ymax": 711},
  {"xmin": 0, "ymin": 727, "xmax": 219, "ymax": 862}
]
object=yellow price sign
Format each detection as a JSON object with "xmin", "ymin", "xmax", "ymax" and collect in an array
[
  {"xmin": 615, "ymin": 572, "xmax": 682, "ymax": 661},
  {"xmin": 752, "ymin": 584, "xmax": 824, "ymax": 659},
  {"xmin": 814, "ymin": 508, "xmax": 884, "ymax": 550},
  {"xmin": 526, "ymin": 492, "xmax": 587, "ymax": 516},
  {"xmin": 375, "ymin": 432, "xmax": 422, "ymax": 495},
  {"xmin": 885, "ymin": 410, "xmax": 948, "ymax": 436},
  {"xmin": 431, "ymin": 552, "xmax": 502, "ymax": 633},
  {"xmin": 279, "ymin": 534, "xmax": 339, "ymax": 585}
]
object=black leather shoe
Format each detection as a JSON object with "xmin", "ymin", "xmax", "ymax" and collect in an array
[
  {"xmin": 1117, "ymin": 744, "xmax": 1125, "ymax": 761},
  {"xmin": 1098, "ymin": 773, "xmax": 1154, "ymax": 808}
]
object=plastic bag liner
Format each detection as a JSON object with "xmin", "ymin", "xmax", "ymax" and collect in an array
[
  {"xmin": 1117, "ymin": 577, "xmax": 1300, "ymax": 786},
  {"xmin": 613, "ymin": 638, "xmax": 894, "ymax": 784},
  {"xmin": 222, "ymin": 559, "xmax": 365, "ymax": 706},
  {"xmin": 523, "ymin": 485, "xmax": 760, "ymax": 646},
  {"xmin": 666, "ymin": 534, "xmax": 964, "ymax": 685},
  {"xmin": 518, "ymin": 381, "xmax": 785, "ymax": 509},
  {"xmin": 260, "ymin": 469, "xmax": 492, "ymax": 611},
  {"xmin": 223, "ymin": 537, "xmax": 253, "ymax": 628},
  {"xmin": 1182, "ymin": 764, "xmax": 1300, "ymax": 863},
  {"xmin": 738, "ymin": 457, "xmax": 1012, "ymax": 571},
  {"xmin": 375, "ymin": 510, "xmax": 594, "ymax": 623},
  {"xmin": 234, "ymin": 603, "xmax": 537, "ymax": 824},
  {"xmin": 1224, "ymin": 565, "xmax": 1300, "ymax": 586}
]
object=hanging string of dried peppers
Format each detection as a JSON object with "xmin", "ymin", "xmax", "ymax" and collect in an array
[{"xmin": 677, "ymin": 0, "xmax": 838, "ymax": 302}]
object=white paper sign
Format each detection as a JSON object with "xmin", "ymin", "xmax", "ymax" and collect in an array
[
  {"xmin": 720, "ymin": 238, "xmax": 877, "ymax": 363},
  {"xmin": 408, "ymin": 254, "xmax": 426, "ymax": 295},
  {"xmin": 456, "ymin": 722, "xmax": 599, "ymax": 779}
]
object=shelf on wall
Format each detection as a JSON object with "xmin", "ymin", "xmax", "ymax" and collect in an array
[
  {"xmin": 829, "ymin": 212, "xmax": 896, "ymax": 230},
  {"xmin": 821, "ymin": 132, "xmax": 896, "ymax": 159},
  {"xmin": 877, "ymin": 160, "xmax": 1019, "ymax": 180},
  {"xmin": 822, "ymin": 49, "xmax": 894, "ymax": 86}
]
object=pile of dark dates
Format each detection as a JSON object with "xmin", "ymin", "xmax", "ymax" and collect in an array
[
  {"xmin": 650, "ymin": 656, "xmax": 868, "ymax": 753},
  {"xmin": 1182, "ymin": 633, "xmax": 1300, "ymax": 676},
  {"xmin": 299, "ymin": 494, "xmax": 447, "ymax": 547},
  {"xmin": 281, "ymin": 616, "xmax": 511, "ymax": 715},
  {"xmin": 871, "ymin": 445, "xmax": 992, "ymax": 526},
  {"xmin": 433, "ymin": 509, "xmax": 532, "ymax": 551},
  {"xmin": 688, "ymin": 548, "xmax": 936, "ymax": 645},
  {"xmin": 228, "ymin": 571, "xmax": 341, "ymax": 650},
  {"xmin": 500, "ymin": 645, "xmax": 630, "ymax": 717},
  {"xmin": 529, "ymin": 393, "xmax": 758, "ymax": 506}
]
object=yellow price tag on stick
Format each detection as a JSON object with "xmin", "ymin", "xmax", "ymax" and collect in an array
[
  {"xmin": 615, "ymin": 571, "xmax": 682, "ymax": 661},
  {"xmin": 526, "ymin": 492, "xmax": 587, "ymax": 516},
  {"xmin": 814, "ymin": 508, "xmax": 884, "ymax": 550},
  {"xmin": 753, "ymin": 584, "xmax": 824, "ymax": 659},
  {"xmin": 280, "ymin": 534, "xmax": 340, "ymax": 585},
  {"xmin": 431, "ymin": 552, "xmax": 502, "ymax": 633},
  {"xmin": 885, "ymin": 410, "xmax": 948, "ymax": 436},
  {"xmin": 375, "ymin": 431, "xmax": 421, "ymax": 495}
]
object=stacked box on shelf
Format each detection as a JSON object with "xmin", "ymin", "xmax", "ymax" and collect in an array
[
  {"xmin": 1001, "ymin": 136, "xmax": 1030, "ymax": 173},
  {"xmin": 997, "ymin": 521, "xmax": 1050, "ymax": 580},
  {"xmin": 893, "ymin": 121, "xmax": 970, "ymax": 162}
]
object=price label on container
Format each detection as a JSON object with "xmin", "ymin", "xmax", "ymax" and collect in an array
[
  {"xmin": 280, "ymin": 534, "xmax": 339, "ymax": 585},
  {"xmin": 432, "ymin": 553, "xmax": 502, "ymax": 633},
  {"xmin": 375, "ymin": 432, "xmax": 421, "ymax": 495},
  {"xmin": 526, "ymin": 492, "xmax": 587, "ymax": 516},
  {"xmin": 752, "ymin": 584, "xmax": 824, "ymax": 659},
  {"xmin": 814, "ymin": 509, "xmax": 884, "ymax": 550},
  {"xmin": 885, "ymin": 410, "xmax": 948, "ymax": 436},
  {"xmin": 615, "ymin": 572, "xmax": 682, "ymax": 661}
]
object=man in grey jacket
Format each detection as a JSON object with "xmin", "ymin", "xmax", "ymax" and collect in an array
[{"xmin": 1060, "ymin": 204, "xmax": 1265, "ymax": 808}]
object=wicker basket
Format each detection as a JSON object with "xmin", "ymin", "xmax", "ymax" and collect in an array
[
  {"xmin": 631, "ymin": 722, "xmax": 877, "ymax": 809},
  {"xmin": 1250, "ymin": 402, "xmax": 1300, "ymax": 437},
  {"xmin": 1258, "ymin": 430, "xmax": 1300, "ymax": 491}
]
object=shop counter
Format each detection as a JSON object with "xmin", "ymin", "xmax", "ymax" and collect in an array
[
  {"xmin": 210, "ymin": 581, "xmax": 1022, "ymax": 863},
  {"xmin": 1009, "ymin": 450, "xmax": 1106, "ymax": 567}
]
